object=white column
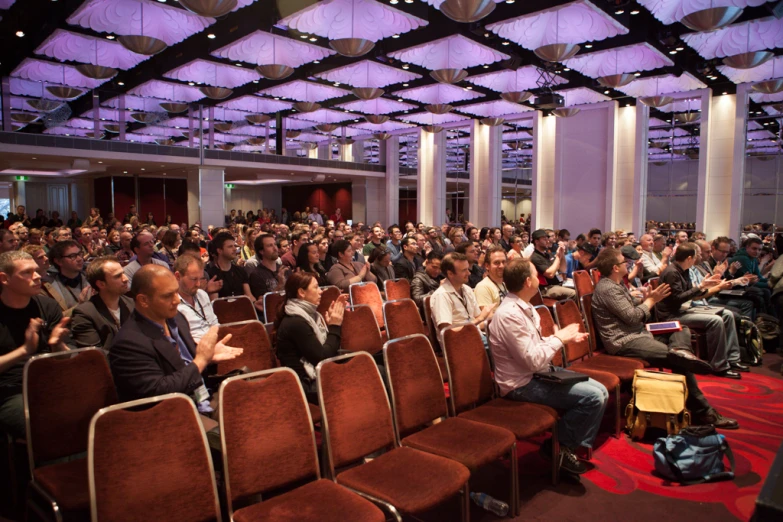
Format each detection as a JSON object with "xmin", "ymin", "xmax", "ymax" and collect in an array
[
  {"xmin": 417, "ymin": 128, "xmax": 446, "ymax": 226},
  {"xmin": 187, "ymin": 168, "xmax": 225, "ymax": 227},
  {"xmin": 12, "ymin": 180, "xmax": 26, "ymax": 208},
  {"xmin": 340, "ymin": 144, "xmax": 353, "ymax": 162},
  {"xmin": 317, "ymin": 143, "xmax": 330, "ymax": 160},
  {"xmin": 700, "ymin": 91, "xmax": 737, "ymax": 240},
  {"xmin": 612, "ymin": 104, "xmax": 639, "ymax": 232},
  {"xmin": 730, "ymin": 84, "xmax": 750, "ymax": 242},
  {"xmin": 385, "ymin": 136, "xmax": 400, "ymax": 225},
  {"xmin": 695, "ymin": 89, "xmax": 714, "ymax": 234},
  {"xmin": 632, "ymin": 102, "xmax": 650, "ymax": 235},
  {"xmin": 468, "ymin": 119, "xmax": 503, "ymax": 229},
  {"xmin": 532, "ymin": 111, "xmax": 556, "ymax": 230},
  {"xmin": 352, "ymin": 139, "xmax": 364, "ymax": 163},
  {"xmin": 352, "ymin": 178, "xmax": 367, "ymax": 223},
  {"xmin": 307, "ymin": 146, "xmax": 317, "ymax": 159}
]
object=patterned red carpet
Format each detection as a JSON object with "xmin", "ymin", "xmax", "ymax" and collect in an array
[{"xmin": 431, "ymin": 354, "xmax": 783, "ymax": 522}]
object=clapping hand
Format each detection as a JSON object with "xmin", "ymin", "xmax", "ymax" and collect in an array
[
  {"xmin": 48, "ymin": 318, "xmax": 71, "ymax": 352},
  {"xmin": 206, "ymin": 276, "xmax": 223, "ymax": 294},
  {"xmin": 213, "ymin": 333, "xmax": 243, "ymax": 362},
  {"xmin": 325, "ymin": 296, "xmax": 347, "ymax": 326}
]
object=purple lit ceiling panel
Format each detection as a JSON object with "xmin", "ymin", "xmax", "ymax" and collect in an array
[
  {"xmin": 35, "ymin": 30, "xmax": 149, "ymax": 70},
  {"xmin": 290, "ymin": 108, "xmax": 357, "ymax": 124},
  {"xmin": 134, "ymin": 126, "xmax": 184, "ymax": 137},
  {"xmin": 683, "ymin": 17, "xmax": 783, "ymax": 59},
  {"xmin": 81, "ymin": 107, "xmax": 122, "ymax": 120},
  {"xmin": 218, "ymin": 95, "xmax": 292, "ymax": 113},
  {"xmin": 286, "ymin": 132, "xmax": 328, "ymax": 143},
  {"xmin": 638, "ymin": 0, "xmax": 770, "ymax": 26},
  {"xmin": 61, "ymin": 118, "xmax": 97, "ymax": 129},
  {"xmin": 278, "ymin": 0, "xmax": 428, "ymax": 42},
  {"xmin": 12, "ymin": 59, "xmax": 108, "ymax": 89},
  {"xmin": 128, "ymin": 80, "xmax": 205, "ymax": 102},
  {"xmin": 102, "ymin": 95, "xmax": 171, "ymax": 112},
  {"xmin": 486, "ymin": 0, "xmax": 628, "ymax": 49},
  {"xmin": 720, "ymin": 55, "xmax": 783, "ymax": 83},
  {"xmin": 399, "ymin": 112, "xmax": 470, "ymax": 124},
  {"xmin": 258, "ymin": 80, "xmax": 350, "ymax": 102},
  {"xmin": 123, "ymin": 133, "xmax": 171, "ymax": 144},
  {"xmin": 616, "ymin": 73, "xmax": 706, "ymax": 97},
  {"xmin": 227, "ymin": 125, "xmax": 269, "ymax": 136},
  {"xmin": 563, "ymin": 43, "xmax": 673, "ymax": 77},
  {"xmin": 164, "ymin": 60, "xmax": 259, "ymax": 88},
  {"xmin": 466, "ymin": 66, "xmax": 566, "ymax": 92},
  {"xmin": 67, "ymin": 0, "xmax": 212, "ymax": 46},
  {"xmin": 43, "ymin": 127, "xmax": 92, "ymax": 137},
  {"xmin": 210, "ymin": 108, "xmax": 254, "ymax": 122},
  {"xmin": 763, "ymin": 105, "xmax": 783, "ymax": 116},
  {"xmin": 315, "ymin": 60, "xmax": 420, "ymax": 87},
  {"xmin": 336, "ymin": 98, "xmax": 417, "ymax": 114},
  {"xmin": 0, "ymin": 0, "xmax": 16, "ymax": 8},
  {"xmin": 748, "ymin": 129, "xmax": 777, "ymax": 139},
  {"xmin": 554, "ymin": 87, "xmax": 611, "ymax": 105},
  {"xmin": 280, "ymin": 118, "xmax": 316, "ymax": 130},
  {"xmin": 749, "ymin": 90, "xmax": 783, "ymax": 103},
  {"xmin": 649, "ymin": 128, "xmax": 690, "ymax": 137},
  {"xmin": 351, "ymin": 120, "xmax": 418, "ymax": 132},
  {"xmin": 157, "ymin": 116, "xmax": 193, "ymax": 128},
  {"xmin": 212, "ymin": 31, "xmax": 334, "ymax": 67},
  {"xmin": 388, "ymin": 35, "xmax": 508, "ymax": 70},
  {"xmin": 456, "ymin": 100, "xmax": 533, "ymax": 117},
  {"xmin": 655, "ymin": 98, "xmax": 702, "ymax": 113},
  {"xmin": 392, "ymin": 83, "xmax": 483, "ymax": 104},
  {"xmin": 650, "ymin": 117, "xmax": 670, "ymax": 126},
  {"xmin": 502, "ymin": 131, "xmax": 534, "ymax": 141},
  {"xmin": 9, "ymin": 78, "xmax": 68, "ymax": 99}
]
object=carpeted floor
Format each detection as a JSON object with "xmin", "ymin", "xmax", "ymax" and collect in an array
[{"xmin": 426, "ymin": 354, "xmax": 783, "ymax": 522}]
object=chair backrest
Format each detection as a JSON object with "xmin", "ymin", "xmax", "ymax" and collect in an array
[
  {"xmin": 341, "ymin": 305, "xmax": 384, "ymax": 354},
  {"xmin": 554, "ymin": 300, "xmax": 591, "ymax": 362},
  {"xmin": 383, "ymin": 299, "xmax": 427, "ymax": 341},
  {"xmin": 384, "ymin": 334, "xmax": 447, "ymax": 440},
  {"xmin": 317, "ymin": 285, "xmax": 341, "ymax": 317},
  {"xmin": 219, "ymin": 369, "xmax": 318, "ymax": 517},
  {"xmin": 264, "ymin": 322, "xmax": 277, "ymax": 348},
  {"xmin": 262, "ymin": 291, "xmax": 286, "ymax": 323},
  {"xmin": 349, "ymin": 282, "xmax": 385, "ymax": 328},
  {"xmin": 590, "ymin": 268, "xmax": 601, "ymax": 284},
  {"xmin": 422, "ymin": 295, "xmax": 442, "ymax": 351},
  {"xmin": 648, "ymin": 277, "xmax": 660, "ymax": 290},
  {"xmin": 530, "ymin": 290, "xmax": 544, "ymax": 307},
  {"xmin": 572, "ymin": 270, "xmax": 594, "ymax": 301},
  {"xmin": 580, "ymin": 294, "xmax": 603, "ymax": 353},
  {"xmin": 216, "ymin": 320, "xmax": 276, "ymax": 374},
  {"xmin": 213, "ymin": 296, "xmax": 256, "ymax": 324},
  {"xmin": 384, "ymin": 278, "xmax": 411, "ymax": 302},
  {"xmin": 317, "ymin": 352, "xmax": 396, "ymax": 473},
  {"xmin": 534, "ymin": 305, "xmax": 564, "ymax": 367},
  {"xmin": 89, "ymin": 394, "xmax": 221, "ymax": 522},
  {"xmin": 24, "ymin": 348, "xmax": 117, "ymax": 469},
  {"xmin": 441, "ymin": 324, "xmax": 494, "ymax": 414}
]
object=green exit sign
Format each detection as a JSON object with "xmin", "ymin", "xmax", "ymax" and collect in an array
[
  {"xmin": 225, "ymin": 183, "xmax": 235, "ymax": 189},
  {"xmin": 15, "ymin": 176, "xmax": 29, "ymax": 181}
]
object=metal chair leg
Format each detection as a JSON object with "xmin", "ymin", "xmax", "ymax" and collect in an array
[
  {"xmin": 551, "ymin": 422, "xmax": 560, "ymax": 486},
  {"xmin": 614, "ymin": 384, "xmax": 622, "ymax": 439},
  {"xmin": 510, "ymin": 443, "xmax": 520, "ymax": 517},
  {"xmin": 462, "ymin": 483, "xmax": 470, "ymax": 522}
]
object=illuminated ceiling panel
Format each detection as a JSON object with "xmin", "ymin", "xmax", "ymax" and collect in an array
[
  {"xmin": 35, "ymin": 29, "xmax": 149, "ymax": 70},
  {"xmin": 258, "ymin": 80, "xmax": 351, "ymax": 102},
  {"xmin": 392, "ymin": 83, "xmax": 484, "ymax": 104},
  {"xmin": 315, "ymin": 60, "xmax": 421, "ymax": 88},
  {"xmin": 456, "ymin": 100, "xmax": 534, "ymax": 118},
  {"xmin": 388, "ymin": 35, "xmax": 509, "ymax": 70},
  {"xmin": 719, "ymin": 55, "xmax": 783, "ymax": 84},
  {"xmin": 351, "ymin": 120, "xmax": 419, "ymax": 132},
  {"xmin": 563, "ymin": 43, "xmax": 673, "ymax": 77},
  {"xmin": 683, "ymin": 16, "xmax": 783, "ymax": 59},
  {"xmin": 554, "ymin": 87, "xmax": 611, "ymax": 105},
  {"xmin": 616, "ymin": 73, "xmax": 707, "ymax": 97},
  {"xmin": 12, "ymin": 59, "xmax": 109, "ymax": 89},
  {"xmin": 164, "ymin": 60, "xmax": 260, "ymax": 88},
  {"xmin": 638, "ymin": 0, "xmax": 770, "ymax": 25},
  {"xmin": 129, "ymin": 80, "xmax": 205, "ymax": 102},
  {"xmin": 399, "ymin": 111, "xmax": 471, "ymax": 124},
  {"xmin": 336, "ymin": 98, "xmax": 417, "ymax": 114},
  {"xmin": 289, "ymin": 108, "xmax": 358, "ymax": 124},
  {"xmin": 212, "ymin": 31, "xmax": 334, "ymax": 68},
  {"xmin": 217, "ymin": 95, "xmax": 293, "ymax": 113},
  {"xmin": 466, "ymin": 66, "xmax": 566, "ymax": 92}
]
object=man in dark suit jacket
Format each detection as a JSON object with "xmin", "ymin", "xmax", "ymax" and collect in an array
[
  {"xmin": 108, "ymin": 265, "xmax": 241, "ymax": 414},
  {"xmin": 71, "ymin": 257, "xmax": 135, "ymax": 349},
  {"xmin": 393, "ymin": 236, "xmax": 419, "ymax": 282}
]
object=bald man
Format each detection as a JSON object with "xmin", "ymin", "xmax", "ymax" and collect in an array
[{"xmin": 108, "ymin": 265, "xmax": 241, "ymax": 416}]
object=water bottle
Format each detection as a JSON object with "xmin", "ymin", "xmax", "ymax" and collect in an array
[{"xmin": 470, "ymin": 492, "xmax": 509, "ymax": 517}]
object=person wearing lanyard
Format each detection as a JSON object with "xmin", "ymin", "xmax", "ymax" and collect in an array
[
  {"xmin": 175, "ymin": 254, "xmax": 218, "ymax": 344},
  {"xmin": 475, "ymin": 246, "xmax": 509, "ymax": 311}
]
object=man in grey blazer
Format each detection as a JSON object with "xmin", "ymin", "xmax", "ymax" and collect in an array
[{"xmin": 71, "ymin": 256, "xmax": 134, "ymax": 349}]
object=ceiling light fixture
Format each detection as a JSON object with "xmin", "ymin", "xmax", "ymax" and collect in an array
[
  {"xmin": 256, "ymin": 37, "xmax": 295, "ymax": 80},
  {"xmin": 207, "ymin": 33, "xmax": 216, "ymax": 39},
  {"xmin": 179, "ymin": 0, "xmax": 237, "ymax": 17},
  {"xmin": 584, "ymin": 44, "xmax": 593, "ymax": 49},
  {"xmin": 118, "ymin": 2, "xmax": 167, "ymax": 55},
  {"xmin": 16, "ymin": 31, "xmax": 24, "ymax": 38},
  {"xmin": 680, "ymin": 4, "xmax": 743, "ymax": 32},
  {"xmin": 630, "ymin": 9, "xmax": 639, "ymax": 15},
  {"xmin": 615, "ymin": 9, "xmax": 624, "ymax": 14},
  {"xmin": 534, "ymin": 10, "xmax": 580, "ymax": 62},
  {"xmin": 106, "ymin": 35, "xmax": 115, "ymax": 40},
  {"xmin": 440, "ymin": 0, "xmax": 496, "ymax": 23},
  {"xmin": 329, "ymin": 0, "xmax": 375, "ymax": 57}
]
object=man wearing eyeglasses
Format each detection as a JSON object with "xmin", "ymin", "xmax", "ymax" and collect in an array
[
  {"xmin": 45, "ymin": 239, "xmax": 91, "ymax": 314},
  {"xmin": 175, "ymin": 254, "xmax": 218, "ymax": 344}
]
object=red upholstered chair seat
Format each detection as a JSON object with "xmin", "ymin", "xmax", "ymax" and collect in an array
[
  {"xmin": 233, "ymin": 479, "xmax": 385, "ymax": 522},
  {"xmin": 401, "ymin": 417, "xmax": 515, "ymax": 472},
  {"xmin": 457, "ymin": 400, "xmax": 557, "ymax": 439},
  {"xmin": 569, "ymin": 357, "xmax": 643, "ymax": 382},
  {"xmin": 336, "ymin": 446, "xmax": 470, "ymax": 514},
  {"xmin": 566, "ymin": 368, "xmax": 620, "ymax": 391},
  {"xmin": 33, "ymin": 458, "xmax": 89, "ymax": 513}
]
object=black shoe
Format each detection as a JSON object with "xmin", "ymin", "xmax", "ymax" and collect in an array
[
  {"xmin": 667, "ymin": 349, "xmax": 713, "ymax": 375},
  {"xmin": 693, "ymin": 410, "xmax": 739, "ymax": 430},
  {"xmin": 717, "ymin": 369, "xmax": 742, "ymax": 379},
  {"xmin": 559, "ymin": 447, "xmax": 588, "ymax": 475},
  {"xmin": 730, "ymin": 362, "xmax": 750, "ymax": 372}
]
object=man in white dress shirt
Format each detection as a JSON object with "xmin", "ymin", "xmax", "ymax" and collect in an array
[{"xmin": 175, "ymin": 254, "xmax": 218, "ymax": 343}]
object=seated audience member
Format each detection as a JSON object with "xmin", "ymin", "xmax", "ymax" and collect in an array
[
  {"xmin": 116, "ymin": 231, "xmax": 135, "ymax": 265},
  {"xmin": 729, "ymin": 236, "xmax": 774, "ymax": 316},
  {"xmin": 175, "ymin": 255, "xmax": 219, "ymax": 344},
  {"xmin": 369, "ymin": 246, "xmax": 395, "ymax": 291},
  {"xmin": 159, "ymin": 229, "xmax": 180, "ymax": 268},
  {"xmin": 71, "ymin": 255, "xmax": 134, "ymax": 349},
  {"xmin": 657, "ymin": 242, "xmax": 745, "ymax": 378},
  {"xmin": 108, "ymin": 265, "xmax": 242, "ymax": 414},
  {"xmin": 393, "ymin": 236, "xmax": 419, "ymax": 282},
  {"xmin": 123, "ymin": 231, "xmax": 170, "ymax": 288},
  {"xmin": 297, "ymin": 240, "xmax": 328, "ymax": 287},
  {"xmin": 363, "ymin": 225, "xmax": 385, "ymax": 257},
  {"xmin": 248, "ymin": 234, "xmax": 288, "ymax": 299},
  {"xmin": 326, "ymin": 239, "xmax": 376, "ymax": 292},
  {"xmin": 314, "ymin": 235, "xmax": 334, "ymax": 272},
  {"xmin": 499, "ymin": 224, "xmax": 514, "ymax": 252},
  {"xmin": 345, "ymin": 233, "xmax": 367, "ymax": 265},
  {"xmin": 474, "ymin": 246, "xmax": 508, "ymax": 310},
  {"xmin": 507, "ymin": 235, "xmax": 525, "ymax": 260},
  {"xmin": 206, "ymin": 232, "xmax": 255, "ymax": 301},
  {"xmin": 0, "ymin": 229, "xmax": 19, "ymax": 254},
  {"xmin": 692, "ymin": 240, "xmax": 755, "ymax": 319},
  {"xmin": 488, "ymin": 258, "xmax": 607, "ymax": 474},
  {"xmin": 386, "ymin": 225, "xmax": 403, "ymax": 262},
  {"xmin": 45, "ymin": 239, "xmax": 91, "ymax": 313},
  {"xmin": 0, "ymin": 251, "xmax": 72, "ymax": 437},
  {"xmin": 639, "ymin": 233, "xmax": 671, "ymax": 276},
  {"xmin": 21, "ymin": 244, "xmax": 52, "ymax": 284},
  {"xmin": 591, "ymin": 248, "xmax": 738, "ymax": 429},
  {"xmin": 456, "ymin": 241, "xmax": 484, "ymax": 288},
  {"xmin": 411, "ymin": 251, "xmax": 444, "ymax": 311},
  {"xmin": 276, "ymin": 272, "xmax": 348, "ymax": 400},
  {"xmin": 621, "ymin": 245, "xmax": 648, "ymax": 287},
  {"xmin": 573, "ymin": 228, "xmax": 602, "ymax": 270},
  {"xmin": 281, "ymin": 232, "xmax": 307, "ymax": 270},
  {"xmin": 529, "ymin": 229, "xmax": 576, "ymax": 300},
  {"xmin": 430, "ymin": 253, "xmax": 493, "ymax": 337}
]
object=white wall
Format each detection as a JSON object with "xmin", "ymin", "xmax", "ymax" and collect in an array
[
  {"xmin": 742, "ymin": 156, "xmax": 783, "ymax": 225},
  {"xmin": 646, "ymin": 160, "xmax": 699, "ymax": 223},
  {"xmin": 224, "ymin": 185, "xmax": 282, "ymax": 215},
  {"xmin": 11, "ymin": 180, "xmax": 90, "ymax": 220},
  {"xmin": 502, "ymin": 197, "xmax": 532, "ymax": 220}
]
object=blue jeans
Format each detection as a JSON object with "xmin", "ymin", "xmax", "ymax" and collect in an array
[{"xmin": 506, "ymin": 373, "xmax": 608, "ymax": 449}]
